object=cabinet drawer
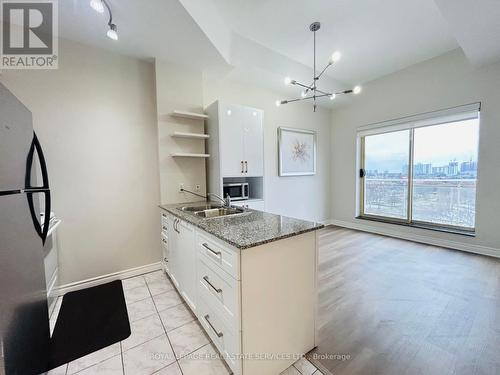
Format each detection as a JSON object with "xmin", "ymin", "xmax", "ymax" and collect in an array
[
  {"xmin": 196, "ymin": 232, "xmax": 240, "ymax": 280},
  {"xmin": 197, "ymin": 297, "xmax": 241, "ymax": 375},
  {"xmin": 197, "ymin": 258, "xmax": 239, "ymax": 329}
]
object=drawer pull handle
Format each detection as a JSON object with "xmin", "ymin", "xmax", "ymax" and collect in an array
[
  {"xmin": 203, "ymin": 276, "xmax": 222, "ymax": 294},
  {"xmin": 204, "ymin": 314, "xmax": 223, "ymax": 338},
  {"xmin": 202, "ymin": 243, "xmax": 221, "ymax": 256}
]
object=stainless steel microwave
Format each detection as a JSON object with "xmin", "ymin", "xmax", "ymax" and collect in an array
[{"xmin": 223, "ymin": 183, "xmax": 249, "ymax": 201}]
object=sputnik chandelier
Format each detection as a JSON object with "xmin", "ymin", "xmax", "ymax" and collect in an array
[{"xmin": 276, "ymin": 22, "xmax": 362, "ymax": 112}]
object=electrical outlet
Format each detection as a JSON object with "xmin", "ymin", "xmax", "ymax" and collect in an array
[
  {"xmin": 195, "ymin": 184, "xmax": 201, "ymax": 191},
  {"xmin": 179, "ymin": 183, "xmax": 184, "ymax": 192}
]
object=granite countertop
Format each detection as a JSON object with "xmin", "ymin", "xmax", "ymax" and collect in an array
[{"xmin": 159, "ymin": 201, "xmax": 324, "ymax": 250}]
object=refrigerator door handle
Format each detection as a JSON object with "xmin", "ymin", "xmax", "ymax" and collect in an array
[
  {"xmin": 25, "ymin": 132, "xmax": 51, "ymax": 245},
  {"xmin": 26, "ymin": 190, "xmax": 51, "ymax": 245},
  {"xmin": 41, "ymin": 190, "xmax": 51, "ymax": 244},
  {"xmin": 25, "ymin": 132, "xmax": 50, "ymax": 190}
]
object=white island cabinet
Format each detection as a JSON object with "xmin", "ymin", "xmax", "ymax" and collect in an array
[{"xmin": 159, "ymin": 208, "xmax": 319, "ymax": 375}]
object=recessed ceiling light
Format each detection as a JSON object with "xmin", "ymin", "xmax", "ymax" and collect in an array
[{"xmin": 227, "ymin": 110, "xmax": 232, "ymax": 116}]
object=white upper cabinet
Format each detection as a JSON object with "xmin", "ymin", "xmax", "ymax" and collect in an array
[
  {"xmin": 242, "ymin": 107, "xmax": 264, "ymax": 177},
  {"xmin": 220, "ymin": 104, "xmax": 245, "ymax": 177},
  {"xmin": 217, "ymin": 103, "xmax": 264, "ymax": 178}
]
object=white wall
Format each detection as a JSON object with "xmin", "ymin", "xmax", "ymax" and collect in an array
[
  {"xmin": 330, "ymin": 49, "xmax": 500, "ymax": 254},
  {"xmin": 155, "ymin": 60, "xmax": 207, "ymax": 205},
  {"xmin": 203, "ymin": 77, "xmax": 331, "ymax": 223},
  {"xmin": 1, "ymin": 39, "xmax": 161, "ymax": 284}
]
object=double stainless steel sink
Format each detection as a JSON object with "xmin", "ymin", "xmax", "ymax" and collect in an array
[{"xmin": 178, "ymin": 204, "xmax": 245, "ymax": 219}]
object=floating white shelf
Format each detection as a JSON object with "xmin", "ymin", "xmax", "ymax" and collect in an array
[
  {"xmin": 171, "ymin": 153, "xmax": 210, "ymax": 158},
  {"xmin": 171, "ymin": 110, "xmax": 208, "ymax": 120},
  {"xmin": 171, "ymin": 131, "xmax": 210, "ymax": 139}
]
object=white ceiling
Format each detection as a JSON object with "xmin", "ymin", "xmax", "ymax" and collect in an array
[
  {"xmin": 58, "ymin": 0, "xmax": 226, "ymax": 70},
  {"xmin": 434, "ymin": 0, "xmax": 500, "ymax": 66},
  {"xmin": 212, "ymin": 0, "xmax": 459, "ymax": 85},
  {"xmin": 55, "ymin": 0, "xmax": 500, "ymax": 103}
]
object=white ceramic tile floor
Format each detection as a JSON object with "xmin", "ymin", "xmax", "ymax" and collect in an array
[
  {"xmin": 46, "ymin": 270, "xmax": 320, "ymax": 375},
  {"xmin": 292, "ymin": 357, "xmax": 318, "ymax": 375}
]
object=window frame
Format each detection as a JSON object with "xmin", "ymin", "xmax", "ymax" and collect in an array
[{"xmin": 356, "ymin": 104, "xmax": 480, "ymax": 235}]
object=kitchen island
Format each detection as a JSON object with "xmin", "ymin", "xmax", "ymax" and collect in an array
[{"xmin": 159, "ymin": 202, "xmax": 323, "ymax": 375}]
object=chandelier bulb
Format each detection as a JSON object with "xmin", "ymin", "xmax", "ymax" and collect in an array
[{"xmin": 330, "ymin": 51, "xmax": 342, "ymax": 64}]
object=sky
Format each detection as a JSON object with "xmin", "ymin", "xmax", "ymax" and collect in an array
[{"xmin": 365, "ymin": 119, "xmax": 479, "ymax": 173}]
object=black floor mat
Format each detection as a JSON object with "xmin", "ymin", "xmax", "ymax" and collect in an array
[{"xmin": 48, "ymin": 280, "xmax": 131, "ymax": 369}]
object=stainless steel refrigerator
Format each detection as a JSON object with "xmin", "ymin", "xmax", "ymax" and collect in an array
[{"xmin": 0, "ymin": 83, "xmax": 52, "ymax": 374}]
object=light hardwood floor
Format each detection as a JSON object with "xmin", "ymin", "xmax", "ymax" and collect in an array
[{"xmin": 309, "ymin": 226, "xmax": 500, "ymax": 375}]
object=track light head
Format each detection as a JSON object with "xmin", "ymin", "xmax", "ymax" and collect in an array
[
  {"xmin": 90, "ymin": 0, "xmax": 105, "ymax": 13},
  {"xmin": 107, "ymin": 23, "xmax": 118, "ymax": 40}
]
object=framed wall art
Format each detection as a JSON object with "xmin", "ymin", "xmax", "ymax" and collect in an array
[{"xmin": 278, "ymin": 127, "xmax": 317, "ymax": 176}]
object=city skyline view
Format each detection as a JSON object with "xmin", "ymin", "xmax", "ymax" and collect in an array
[
  {"xmin": 362, "ymin": 118, "xmax": 479, "ymax": 229},
  {"xmin": 364, "ymin": 119, "xmax": 479, "ymax": 174}
]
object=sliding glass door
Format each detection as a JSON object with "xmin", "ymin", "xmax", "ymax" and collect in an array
[
  {"xmin": 362, "ymin": 130, "xmax": 410, "ymax": 220},
  {"xmin": 359, "ymin": 114, "xmax": 479, "ymax": 232}
]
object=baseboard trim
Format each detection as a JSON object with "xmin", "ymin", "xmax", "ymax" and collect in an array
[
  {"xmin": 53, "ymin": 262, "xmax": 162, "ymax": 297},
  {"xmin": 327, "ymin": 219, "xmax": 500, "ymax": 259}
]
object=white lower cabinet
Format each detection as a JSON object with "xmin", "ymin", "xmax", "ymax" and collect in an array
[
  {"xmin": 165, "ymin": 213, "xmax": 197, "ymax": 312},
  {"xmin": 161, "ymin": 213, "xmax": 169, "ymax": 273},
  {"xmin": 197, "ymin": 296, "xmax": 242, "ymax": 374},
  {"xmin": 160, "ymin": 209, "xmax": 316, "ymax": 375},
  {"xmin": 162, "ymin": 211, "xmax": 242, "ymax": 374},
  {"xmin": 196, "ymin": 258, "xmax": 239, "ymax": 328}
]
